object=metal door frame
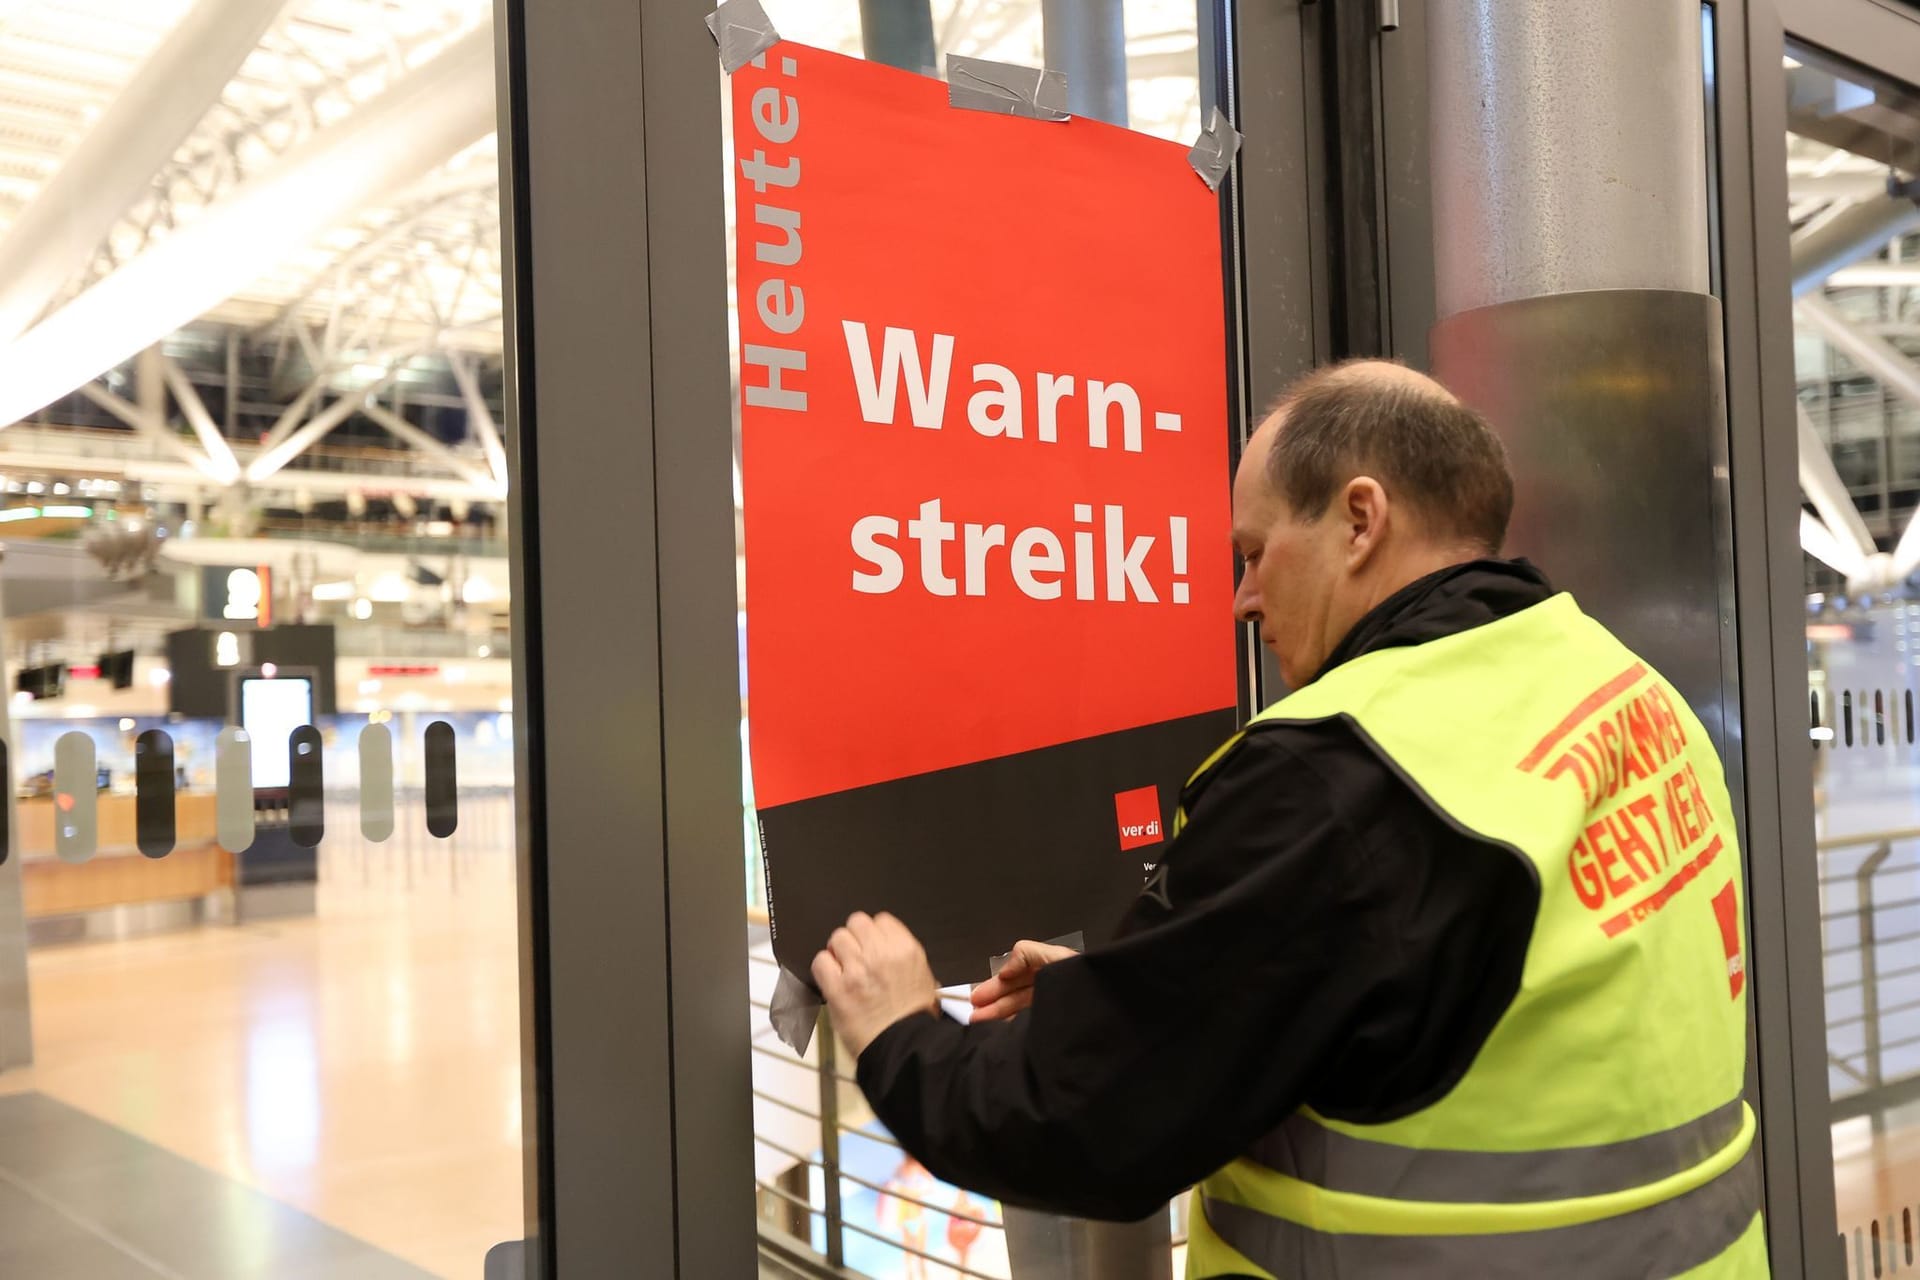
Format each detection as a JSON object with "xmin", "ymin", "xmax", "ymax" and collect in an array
[
  {"xmin": 497, "ymin": 0, "xmax": 752, "ymax": 1274},
  {"xmin": 494, "ymin": 0, "xmax": 1331, "ymax": 1272},
  {"xmin": 1722, "ymin": 0, "xmax": 1920, "ymax": 1274}
]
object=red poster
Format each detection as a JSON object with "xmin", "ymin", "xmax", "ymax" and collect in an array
[{"xmin": 733, "ymin": 44, "xmax": 1238, "ymax": 982}]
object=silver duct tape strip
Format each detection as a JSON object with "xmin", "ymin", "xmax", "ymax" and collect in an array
[
  {"xmin": 769, "ymin": 965, "xmax": 821, "ymax": 1055},
  {"xmin": 947, "ymin": 55, "xmax": 1069, "ymax": 121},
  {"xmin": 1188, "ymin": 106, "xmax": 1243, "ymax": 191},
  {"xmin": 987, "ymin": 930, "xmax": 1086, "ymax": 979},
  {"xmin": 53, "ymin": 731, "xmax": 96, "ymax": 863},
  {"xmin": 359, "ymin": 722, "xmax": 395, "ymax": 843},
  {"xmin": 705, "ymin": 0, "xmax": 780, "ymax": 75},
  {"xmin": 215, "ymin": 727, "xmax": 255, "ymax": 853}
]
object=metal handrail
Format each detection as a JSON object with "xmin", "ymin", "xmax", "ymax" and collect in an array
[{"xmin": 1815, "ymin": 828, "xmax": 1920, "ymax": 1107}]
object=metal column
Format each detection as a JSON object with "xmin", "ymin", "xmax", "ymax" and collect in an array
[
  {"xmin": 0, "ymin": 550, "xmax": 28, "ymax": 1073},
  {"xmin": 1041, "ymin": 0, "xmax": 1128, "ymax": 127},
  {"xmin": 1427, "ymin": 1, "xmax": 1727, "ymax": 717},
  {"xmin": 859, "ymin": 0, "xmax": 937, "ymax": 76},
  {"xmin": 1430, "ymin": 0, "xmax": 1708, "ymax": 314}
]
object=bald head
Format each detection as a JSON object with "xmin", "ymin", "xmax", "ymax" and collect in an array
[{"xmin": 1255, "ymin": 358, "xmax": 1512, "ymax": 554}]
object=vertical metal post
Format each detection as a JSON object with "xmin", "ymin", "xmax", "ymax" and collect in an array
[
  {"xmin": 859, "ymin": 0, "xmax": 938, "ymax": 76},
  {"xmin": 225, "ymin": 327, "xmax": 240, "ymax": 435},
  {"xmin": 1041, "ymin": 0, "xmax": 1129, "ymax": 127},
  {"xmin": 1318, "ymin": 0, "xmax": 1385, "ymax": 355},
  {"xmin": 817, "ymin": 1011, "xmax": 846, "ymax": 1269},
  {"xmin": 0, "ymin": 549, "xmax": 31, "ymax": 1072},
  {"xmin": 1858, "ymin": 841, "xmax": 1891, "ymax": 1092}
]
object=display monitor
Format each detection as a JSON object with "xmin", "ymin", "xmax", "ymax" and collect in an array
[{"xmin": 240, "ymin": 676, "xmax": 313, "ymax": 789}]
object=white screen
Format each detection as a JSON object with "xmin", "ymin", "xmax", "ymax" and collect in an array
[{"xmin": 241, "ymin": 678, "xmax": 313, "ymax": 789}]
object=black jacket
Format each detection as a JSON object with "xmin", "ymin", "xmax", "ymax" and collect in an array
[{"xmin": 854, "ymin": 559, "xmax": 1554, "ymax": 1229}]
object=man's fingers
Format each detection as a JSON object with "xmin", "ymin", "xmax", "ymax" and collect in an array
[
  {"xmin": 812, "ymin": 948, "xmax": 844, "ymax": 996},
  {"xmin": 828, "ymin": 926, "xmax": 861, "ymax": 965},
  {"xmin": 1017, "ymin": 940, "xmax": 1077, "ymax": 968},
  {"xmin": 970, "ymin": 990, "xmax": 1036, "ymax": 1023},
  {"xmin": 846, "ymin": 911, "xmax": 878, "ymax": 943}
]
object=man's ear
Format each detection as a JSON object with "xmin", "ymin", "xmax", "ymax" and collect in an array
[{"xmin": 1343, "ymin": 476, "xmax": 1389, "ymax": 570}]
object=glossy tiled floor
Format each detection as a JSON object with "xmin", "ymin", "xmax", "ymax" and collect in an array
[
  {"xmin": 0, "ymin": 1091, "xmax": 435, "ymax": 1279},
  {"xmin": 0, "ymin": 837, "xmax": 525, "ymax": 1279}
]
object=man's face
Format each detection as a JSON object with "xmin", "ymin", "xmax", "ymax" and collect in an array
[{"xmin": 1231, "ymin": 415, "xmax": 1348, "ymax": 689}]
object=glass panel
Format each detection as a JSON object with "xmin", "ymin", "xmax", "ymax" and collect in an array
[
  {"xmin": 1784, "ymin": 39, "xmax": 1920, "ymax": 1270},
  {"xmin": 733, "ymin": 4, "xmax": 1209, "ymax": 1275},
  {"xmin": 0, "ymin": 3, "xmax": 528, "ymax": 1277}
]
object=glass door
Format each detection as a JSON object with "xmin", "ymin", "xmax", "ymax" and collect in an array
[{"xmin": 0, "ymin": 3, "xmax": 534, "ymax": 1278}]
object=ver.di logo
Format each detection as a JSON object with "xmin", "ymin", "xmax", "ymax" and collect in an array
[{"xmin": 1114, "ymin": 785, "xmax": 1165, "ymax": 852}]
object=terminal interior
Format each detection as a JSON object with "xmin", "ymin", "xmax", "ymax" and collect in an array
[{"xmin": 0, "ymin": 0, "xmax": 1911, "ymax": 1277}]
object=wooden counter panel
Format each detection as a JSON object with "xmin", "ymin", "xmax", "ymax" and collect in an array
[
  {"xmin": 18, "ymin": 792, "xmax": 221, "ymax": 860},
  {"xmin": 22, "ymin": 844, "xmax": 233, "ymax": 919}
]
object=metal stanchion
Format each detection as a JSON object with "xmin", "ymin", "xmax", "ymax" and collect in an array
[{"xmin": 1004, "ymin": 1207, "xmax": 1172, "ymax": 1280}]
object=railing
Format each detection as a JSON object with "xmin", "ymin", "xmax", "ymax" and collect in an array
[
  {"xmin": 316, "ymin": 784, "xmax": 516, "ymax": 889},
  {"xmin": 331, "ymin": 622, "xmax": 510, "ymax": 660},
  {"xmin": 747, "ymin": 941, "xmax": 1189, "ymax": 1280},
  {"xmin": 1820, "ymin": 826, "xmax": 1920, "ymax": 1121},
  {"xmin": 255, "ymin": 520, "xmax": 506, "ymax": 559},
  {"xmin": 748, "ymin": 945, "xmax": 1018, "ymax": 1280}
]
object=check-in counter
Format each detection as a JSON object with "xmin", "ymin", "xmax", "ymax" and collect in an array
[{"xmin": 16, "ymin": 792, "xmax": 234, "ymax": 927}]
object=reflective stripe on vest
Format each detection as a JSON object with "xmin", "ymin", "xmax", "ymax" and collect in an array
[
  {"xmin": 1246, "ymin": 1098, "xmax": 1747, "ymax": 1203},
  {"xmin": 1201, "ymin": 1139, "xmax": 1760, "ymax": 1279}
]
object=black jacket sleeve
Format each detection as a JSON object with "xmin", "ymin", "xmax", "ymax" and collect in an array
[{"xmin": 853, "ymin": 720, "xmax": 1539, "ymax": 1221}]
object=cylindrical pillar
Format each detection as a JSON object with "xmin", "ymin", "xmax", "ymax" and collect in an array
[
  {"xmin": 1429, "ymin": 0, "xmax": 1708, "ymax": 318},
  {"xmin": 858, "ymin": 0, "xmax": 937, "ymax": 76},
  {"xmin": 1042, "ymin": 0, "xmax": 1129, "ymax": 127},
  {"xmin": 1426, "ymin": 1, "xmax": 1739, "ymax": 763}
]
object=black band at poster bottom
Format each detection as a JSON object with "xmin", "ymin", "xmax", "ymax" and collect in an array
[{"xmin": 761, "ymin": 708, "xmax": 1238, "ymax": 986}]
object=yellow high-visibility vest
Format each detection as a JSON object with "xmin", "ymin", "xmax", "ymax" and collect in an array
[{"xmin": 1184, "ymin": 593, "xmax": 1765, "ymax": 1279}]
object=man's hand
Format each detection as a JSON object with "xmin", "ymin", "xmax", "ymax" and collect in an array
[
  {"xmin": 969, "ymin": 939, "xmax": 1078, "ymax": 1023},
  {"xmin": 812, "ymin": 912, "xmax": 940, "ymax": 1058}
]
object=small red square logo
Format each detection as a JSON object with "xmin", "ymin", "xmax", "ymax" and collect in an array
[
  {"xmin": 1114, "ymin": 786, "xmax": 1165, "ymax": 852},
  {"xmin": 1711, "ymin": 881, "xmax": 1745, "ymax": 1000}
]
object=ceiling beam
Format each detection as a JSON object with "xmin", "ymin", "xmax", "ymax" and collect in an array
[
  {"xmin": 1829, "ymin": 263, "xmax": 1920, "ymax": 287},
  {"xmin": 0, "ymin": 0, "xmax": 288, "ymax": 347},
  {"xmin": 1802, "ymin": 509, "xmax": 1868, "ymax": 580},
  {"xmin": 76, "ymin": 381, "xmax": 229, "ymax": 484},
  {"xmin": 0, "ymin": 17, "xmax": 496, "ymax": 431},
  {"xmin": 1797, "ymin": 293, "xmax": 1920, "ymax": 414},
  {"xmin": 1789, "ymin": 172, "xmax": 1903, "ymax": 201},
  {"xmin": 1798, "ymin": 400, "xmax": 1879, "ymax": 560},
  {"xmin": 1798, "ymin": 296, "xmax": 1920, "ymax": 583},
  {"xmin": 360, "ymin": 401, "xmax": 503, "ymax": 495},
  {"xmin": 447, "ymin": 353, "xmax": 508, "ymax": 489},
  {"xmin": 1791, "ymin": 193, "xmax": 1920, "ymax": 297},
  {"xmin": 245, "ymin": 366, "xmax": 404, "ymax": 484},
  {"xmin": 159, "ymin": 356, "xmax": 241, "ymax": 482}
]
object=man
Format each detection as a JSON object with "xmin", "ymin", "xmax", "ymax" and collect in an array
[{"xmin": 812, "ymin": 361, "xmax": 1766, "ymax": 1278}]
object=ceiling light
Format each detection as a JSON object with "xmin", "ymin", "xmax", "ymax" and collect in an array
[{"xmin": 369, "ymin": 574, "xmax": 409, "ymax": 603}]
